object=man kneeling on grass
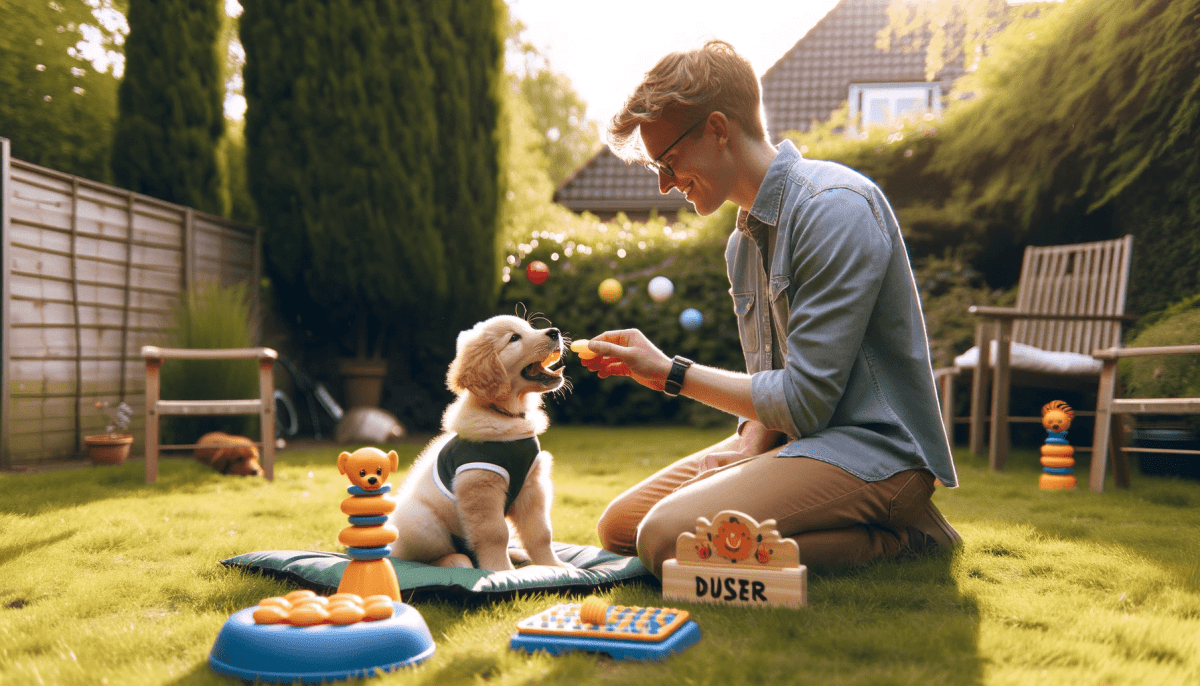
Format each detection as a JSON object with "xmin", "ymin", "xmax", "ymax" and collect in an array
[{"xmin": 577, "ymin": 39, "xmax": 961, "ymax": 577}]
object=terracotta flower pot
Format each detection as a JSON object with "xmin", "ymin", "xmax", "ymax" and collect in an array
[
  {"xmin": 85, "ymin": 434, "xmax": 134, "ymax": 466},
  {"xmin": 338, "ymin": 358, "xmax": 388, "ymax": 408}
]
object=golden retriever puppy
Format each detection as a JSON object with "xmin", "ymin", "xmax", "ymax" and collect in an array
[
  {"xmin": 195, "ymin": 431, "xmax": 264, "ymax": 477},
  {"xmin": 388, "ymin": 315, "xmax": 572, "ymax": 571}
]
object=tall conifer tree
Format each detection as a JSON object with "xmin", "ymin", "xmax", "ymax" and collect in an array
[
  {"xmin": 242, "ymin": 0, "xmax": 506, "ymax": 406},
  {"xmin": 421, "ymin": 1, "xmax": 506, "ymax": 325},
  {"xmin": 111, "ymin": 0, "xmax": 224, "ymax": 214}
]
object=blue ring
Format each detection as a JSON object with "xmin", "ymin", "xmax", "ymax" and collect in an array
[
  {"xmin": 348, "ymin": 515, "xmax": 389, "ymax": 527},
  {"xmin": 1043, "ymin": 467, "xmax": 1074, "ymax": 475},
  {"xmin": 346, "ymin": 546, "xmax": 392, "ymax": 560},
  {"xmin": 347, "ymin": 484, "xmax": 392, "ymax": 497}
]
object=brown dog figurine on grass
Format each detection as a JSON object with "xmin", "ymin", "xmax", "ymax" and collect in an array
[{"xmin": 195, "ymin": 431, "xmax": 264, "ymax": 477}]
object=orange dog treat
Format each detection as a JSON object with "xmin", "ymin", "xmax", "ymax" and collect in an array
[
  {"xmin": 570, "ymin": 339, "xmax": 599, "ymax": 361},
  {"xmin": 327, "ymin": 603, "xmax": 367, "ymax": 625},
  {"xmin": 328, "ymin": 593, "xmax": 363, "ymax": 605},
  {"xmin": 288, "ymin": 604, "xmax": 330, "ymax": 626},
  {"xmin": 284, "ymin": 590, "xmax": 317, "ymax": 603},
  {"xmin": 258, "ymin": 596, "xmax": 292, "ymax": 610},
  {"xmin": 363, "ymin": 600, "xmax": 395, "ymax": 621},
  {"xmin": 252, "ymin": 605, "xmax": 290, "ymax": 625}
]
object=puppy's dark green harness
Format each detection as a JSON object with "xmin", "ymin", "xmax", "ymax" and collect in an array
[{"xmin": 435, "ymin": 435, "xmax": 541, "ymax": 512}]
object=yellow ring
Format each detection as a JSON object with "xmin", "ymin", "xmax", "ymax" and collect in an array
[
  {"xmin": 1039, "ymin": 473, "xmax": 1077, "ymax": 489},
  {"xmin": 341, "ymin": 495, "xmax": 397, "ymax": 516},
  {"xmin": 338, "ymin": 525, "xmax": 398, "ymax": 548},
  {"xmin": 1040, "ymin": 455, "xmax": 1075, "ymax": 468},
  {"xmin": 1040, "ymin": 444, "xmax": 1074, "ymax": 457}
]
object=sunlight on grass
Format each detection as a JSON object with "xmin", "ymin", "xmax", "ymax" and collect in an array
[{"xmin": 1, "ymin": 428, "xmax": 1197, "ymax": 685}]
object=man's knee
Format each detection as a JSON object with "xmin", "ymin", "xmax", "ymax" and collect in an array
[
  {"xmin": 596, "ymin": 500, "xmax": 636, "ymax": 555},
  {"xmin": 634, "ymin": 507, "xmax": 682, "ymax": 578}
]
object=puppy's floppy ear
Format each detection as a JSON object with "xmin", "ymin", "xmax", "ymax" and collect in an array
[{"xmin": 447, "ymin": 327, "xmax": 511, "ymax": 401}]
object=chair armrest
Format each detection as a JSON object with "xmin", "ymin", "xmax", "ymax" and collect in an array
[
  {"xmin": 1092, "ymin": 345, "xmax": 1200, "ymax": 361},
  {"xmin": 141, "ymin": 346, "xmax": 278, "ymax": 362},
  {"xmin": 968, "ymin": 306, "xmax": 1137, "ymax": 324}
]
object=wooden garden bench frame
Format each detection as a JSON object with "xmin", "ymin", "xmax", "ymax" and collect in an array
[
  {"xmin": 1090, "ymin": 345, "xmax": 1200, "ymax": 492},
  {"xmin": 142, "ymin": 346, "xmax": 277, "ymax": 484},
  {"xmin": 936, "ymin": 235, "xmax": 1135, "ymax": 473}
]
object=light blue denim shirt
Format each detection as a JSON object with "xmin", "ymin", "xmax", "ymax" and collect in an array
[{"xmin": 726, "ymin": 140, "xmax": 957, "ymax": 487}]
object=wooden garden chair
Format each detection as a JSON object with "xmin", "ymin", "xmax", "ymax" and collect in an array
[
  {"xmin": 937, "ymin": 235, "xmax": 1135, "ymax": 472},
  {"xmin": 1090, "ymin": 344, "xmax": 1200, "ymax": 492},
  {"xmin": 142, "ymin": 346, "xmax": 277, "ymax": 483}
]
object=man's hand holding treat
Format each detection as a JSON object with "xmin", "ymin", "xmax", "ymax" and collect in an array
[{"xmin": 571, "ymin": 331, "xmax": 671, "ymax": 392}]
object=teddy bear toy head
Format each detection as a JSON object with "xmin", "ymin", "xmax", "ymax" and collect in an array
[{"xmin": 337, "ymin": 447, "xmax": 400, "ymax": 491}]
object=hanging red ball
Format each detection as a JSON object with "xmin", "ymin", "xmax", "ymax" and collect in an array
[{"xmin": 526, "ymin": 261, "xmax": 550, "ymax": 285}]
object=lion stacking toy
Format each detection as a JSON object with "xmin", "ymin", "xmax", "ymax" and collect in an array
[
  {"xmin": 336, "ymin": 447, "xmax": 402, "ymax": 599},
  {"xmin": 1040, "ymin": 401, "xmax": 1077, "ymax": 490}
]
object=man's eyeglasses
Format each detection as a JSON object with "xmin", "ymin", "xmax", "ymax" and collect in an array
[{"xmin": 645, "ymin": 117, "xmax": 706, "ymax": 178}]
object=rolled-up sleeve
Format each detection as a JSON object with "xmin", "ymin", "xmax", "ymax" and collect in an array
[{"xmin": 751, "ymin": 187, "xmax": 891, "ymax": 437}]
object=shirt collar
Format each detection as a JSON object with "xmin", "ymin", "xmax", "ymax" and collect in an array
[{"xmin": 736, "ymin": 139, "xmax": 801, "ymax": 235}]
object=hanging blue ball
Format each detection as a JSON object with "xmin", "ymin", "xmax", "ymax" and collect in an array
[{"xmin": 679, "ymin": 308, "xmax": 703, "ymax": 331}]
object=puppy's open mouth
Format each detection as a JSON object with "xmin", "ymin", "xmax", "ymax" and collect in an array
[{"xmin": 521, "ymin": 350, "xmax": 564, "ymax": 384}]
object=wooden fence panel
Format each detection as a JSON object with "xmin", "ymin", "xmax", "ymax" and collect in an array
[{"xmin": 1, "ymin": 139, "xmax": 262, "ymax": 467}]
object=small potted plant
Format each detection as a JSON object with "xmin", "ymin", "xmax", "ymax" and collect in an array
[{"xmin": 85, "ymin": 400, "xmax": 134, "ymax": 465}]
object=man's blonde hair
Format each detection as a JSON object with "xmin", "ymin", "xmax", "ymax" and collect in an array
[{"xmin": 608, "ymin": 39, "xmax": 768, "ymax": 163}]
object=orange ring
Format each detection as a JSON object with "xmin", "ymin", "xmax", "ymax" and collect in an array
[
  {"xmin": 1040, "ymin": 455, "xmax": 1075, "ymax": 468},
  {"xmin": 1040, "ymin": 444, "xmax": 1075, "ymax": 457},
  {"xmin": 1039, "ymin": 473, "xmax": 1077, "ymax": 490},
  {"xmin": 341, "ymin": 495, "xmax": 397, "ymax": 516},
  {"xmin": 338, "ymin": 525, "xmax": 399, "ymax": 548}
]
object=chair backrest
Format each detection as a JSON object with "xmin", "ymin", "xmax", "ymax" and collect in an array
[{"xmin": 1013, "ymin": 235, "xmax": 1133, "ymax": 355}]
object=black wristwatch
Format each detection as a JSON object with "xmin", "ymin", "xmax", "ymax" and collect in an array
[{"xmin": 663, "ymin": 355, "xmax": 693, "ymax": 397}]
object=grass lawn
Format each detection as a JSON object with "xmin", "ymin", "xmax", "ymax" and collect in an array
[{"xmin": 2, "ymin": 424, "xmax": 1198, "ymax": 685}]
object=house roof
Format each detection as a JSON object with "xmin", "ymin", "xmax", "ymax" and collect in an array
[{"xmin": 553, "ymin": 0, "xmax": 962, "ymax": 218}]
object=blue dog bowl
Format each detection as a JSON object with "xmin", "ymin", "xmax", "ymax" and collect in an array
[{"xmin": 208, "ymin": 601, "xmax": 435, "ymax": 683}]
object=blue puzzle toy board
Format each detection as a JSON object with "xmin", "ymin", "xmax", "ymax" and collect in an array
[{"xmin": 509, "ymin": 601, "xmax": 701, "ymax": 661}]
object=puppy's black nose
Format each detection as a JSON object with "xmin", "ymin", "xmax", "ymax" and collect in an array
[{"xmin": 545, "ymin": 328, "xmax": 560, "ymax": 340}]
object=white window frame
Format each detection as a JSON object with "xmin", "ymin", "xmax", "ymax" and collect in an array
[{"xmin": 847, "ymin": 82, "xmax": 942, "ymax": 137}]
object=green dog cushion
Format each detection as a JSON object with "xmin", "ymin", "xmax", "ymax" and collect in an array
[{"xmin": 221, "ymin": 543, "xmax": 654, "ymax": 601}]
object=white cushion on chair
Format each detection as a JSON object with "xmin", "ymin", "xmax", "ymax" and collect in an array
[{"xmin": 954, "ymin": 341, "xmax": 1103, "ymax": 375}]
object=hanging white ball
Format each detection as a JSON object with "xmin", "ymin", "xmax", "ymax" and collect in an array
[{"xmin": 648, "ymin": 276, "xmax": 675, "ymax": 303}]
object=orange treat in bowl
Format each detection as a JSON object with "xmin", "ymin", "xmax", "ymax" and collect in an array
[
  {"xmin": 258, "ymin": 596, "xmax": 292, "ymax": 610},
  {"xmin": 327, "ymin": 603, "xmax": 367, "ymax": 625},
  {"xmin": 252, "ymin": 605, "xmax": 291, "ymax": 625},
  {"xmin": 288, "ymin": 604, "xmax": 330, "ymax": 626},
  {"xmin": 363, "ymin": 600, "xmax": 395, "ymax": 621},
  {"xmin": 328, "ymin": 593, "xmax": 363, "ymax": 605},
  {"xmin": 284, "ymin": 590, "xmax": 317, "ymax": 603}
]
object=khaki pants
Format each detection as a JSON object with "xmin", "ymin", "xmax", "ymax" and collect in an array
[{"xmin": 597, "ymin": 435, "xmax": 939, "ymax": 577}]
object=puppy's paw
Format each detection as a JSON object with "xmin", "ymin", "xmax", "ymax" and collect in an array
[
  {"xmin": 508, "ymin": 548, "xmax": 533, "ymax": 568},
  {"xmin": 434, "ymin": 553, "xmax": 474, "ymax": 568}
]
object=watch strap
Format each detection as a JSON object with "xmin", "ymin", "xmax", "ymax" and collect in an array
[{"xmin": 663, "ymin": 355, "xmax": 693, "ymax": 397}]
